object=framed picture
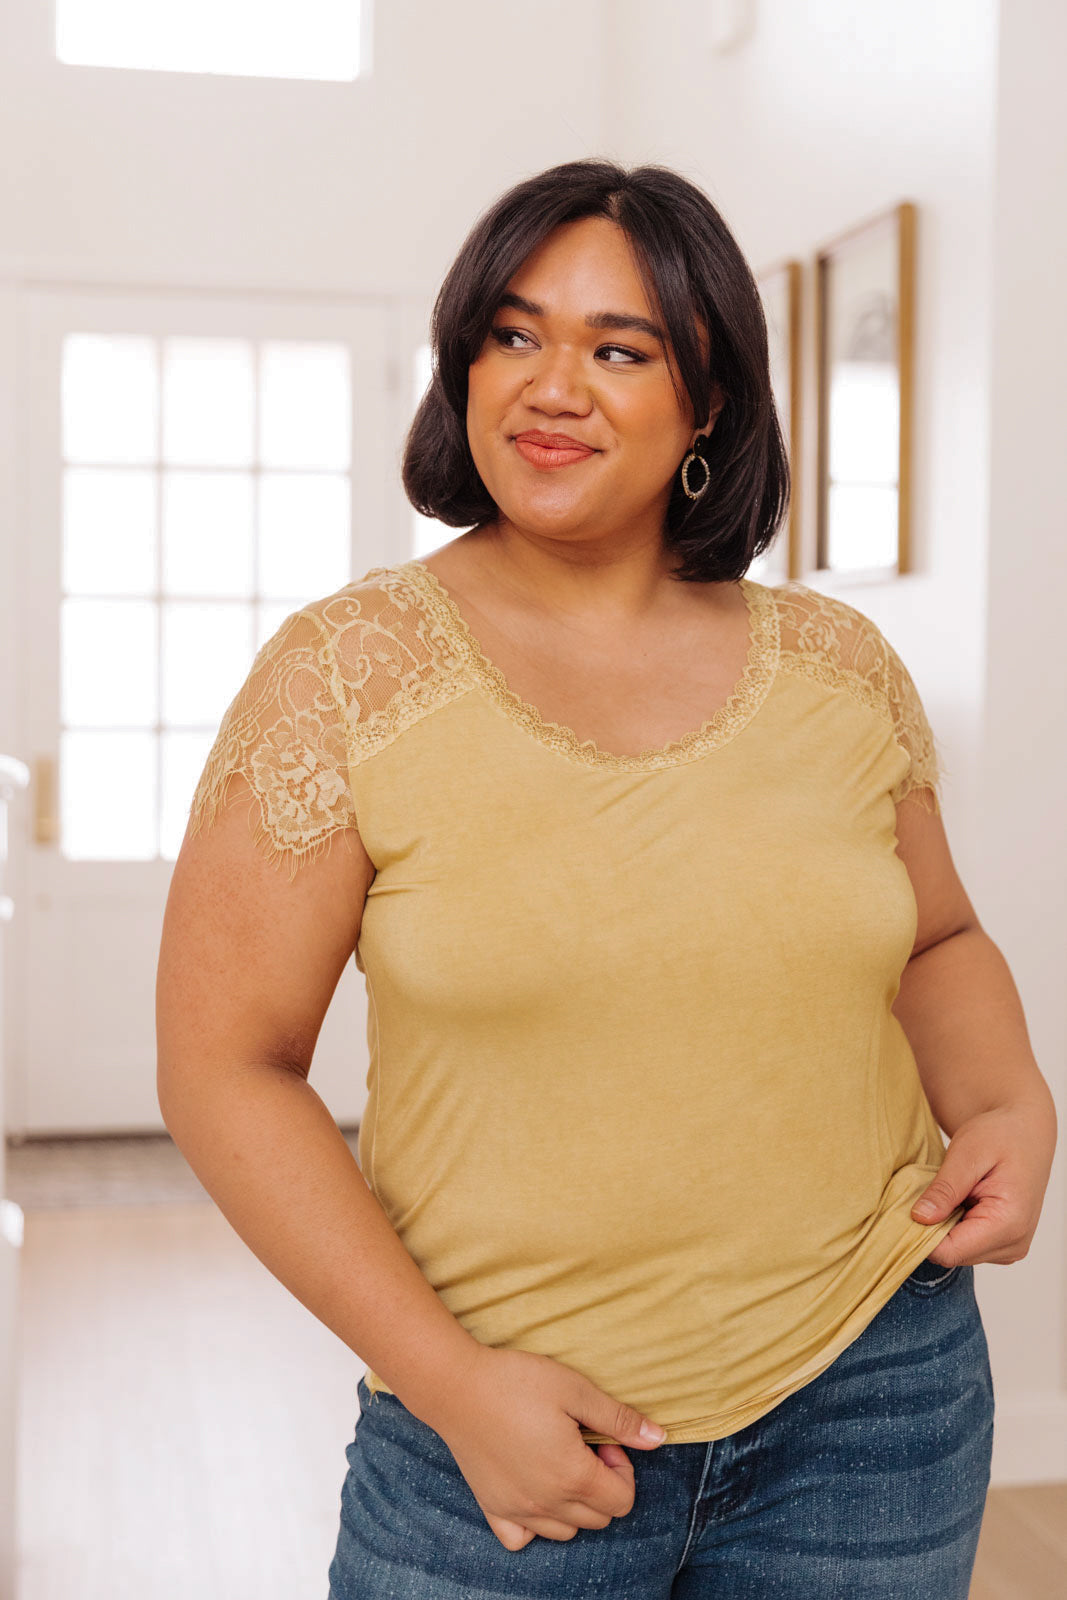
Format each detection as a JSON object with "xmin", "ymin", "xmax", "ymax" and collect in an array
[
  {"xmin": 755, "ymin": 259, "xmax": 802, "ymax": 584},
  {"xmin": 814, "ymin": 201, "xmax": 916, "ymax": 578}
]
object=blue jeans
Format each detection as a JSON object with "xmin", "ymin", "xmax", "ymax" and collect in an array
[{"xmin": 327, "ymin": 1259, "xmax": 994, "ymax": 1598}]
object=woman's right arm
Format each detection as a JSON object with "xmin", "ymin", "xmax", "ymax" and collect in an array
[
  {"xmin": 155, "ymin": 774, "xmax": 481, "ymax": 1426},
  {"xmin": 157, "ymin": 774, "xmax": 669, "ymax": 1549}
]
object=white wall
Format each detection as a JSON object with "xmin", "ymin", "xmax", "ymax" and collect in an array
[
  {"xmin": 604, "ymin": 0, "xmax": 1064, "ymax": 1484},
  {"xmin": 0, "ymin": 0, "xmax": 607, "ymax": 296},
  {"xmin": 977, "ymin": 0, "xmax": 1067, "ymax": 1479}
]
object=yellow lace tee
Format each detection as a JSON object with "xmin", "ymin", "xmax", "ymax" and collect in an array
[{"xmin": 187, "ymin": 560, "xmax": 965, "ymax": 1445}]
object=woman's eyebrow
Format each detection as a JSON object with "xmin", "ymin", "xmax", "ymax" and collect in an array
[{"xmin": 496, "ymin": 291, "xmax": 666, "ymax": 344}]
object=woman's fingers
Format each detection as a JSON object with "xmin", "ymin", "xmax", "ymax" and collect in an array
[{"xmin": 485, "ymin": 1513, "xmax": 536, "ymax": 1549}]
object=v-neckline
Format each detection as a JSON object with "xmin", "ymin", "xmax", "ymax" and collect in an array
[{"xmin": 388, "ymin": 557, "xmax": 782, "ymax": 772}]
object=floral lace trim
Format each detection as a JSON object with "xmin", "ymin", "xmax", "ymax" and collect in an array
[
  {"xmin": 882, "ymin": 639, "xmax": 945, "ymax": 810},
  {"xmin": 186, "ymin": 608, "xmax": 361, "ymax": 881},
  {"xmin": 186, "ymin": 568, "xmax": 946, "ymax": 877},
  {"xmin": 774, "ymin": 582, "xmax": 946, "ymax": 813},
  {"xmin": 395, "ymin": 559, "xmax": 783, "ymax": 773},
  {"xmin": 318, "ymin": 573, "xmax": 472, "ymax": 764},
  {"xmin": 186, "ymin": 586, "xmax": 472, "ymax": 878}
]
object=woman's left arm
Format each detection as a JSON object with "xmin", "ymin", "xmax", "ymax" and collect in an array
[{"xmin": 890, "ymin": 788, "xmax": 1058, "ymax": 1267}]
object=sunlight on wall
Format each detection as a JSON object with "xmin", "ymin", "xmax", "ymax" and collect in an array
[{"xmin": 55, "ymin": 0, "xmax": 365, "ymax": 82}]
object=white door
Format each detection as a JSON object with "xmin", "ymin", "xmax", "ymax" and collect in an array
[{"xmin": 11, "ymin": 286, "xmax": 412, "ymax": 1136}]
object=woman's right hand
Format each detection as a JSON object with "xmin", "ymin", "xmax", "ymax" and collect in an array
[{"xmin": 422, "ymin": 1344, "xmax": 668, "ymax": 1549}]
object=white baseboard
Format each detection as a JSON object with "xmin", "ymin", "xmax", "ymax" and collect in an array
[{"xmin": 991, "ymin": 1392, "xmax": 1067, "ymax": 1485}]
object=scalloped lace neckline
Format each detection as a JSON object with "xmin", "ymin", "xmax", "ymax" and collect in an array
[{"xmin": 393, "ymin": 558, "xmax": 781, "ymax": 772}]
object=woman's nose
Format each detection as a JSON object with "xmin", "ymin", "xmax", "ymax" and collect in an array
[{"xmin": 521, "ymin": 345, "xmax": 592, "ymax": 414}]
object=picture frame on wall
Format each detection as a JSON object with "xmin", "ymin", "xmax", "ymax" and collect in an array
[
  {"xmin": 754, "ymin": 259, "xmax": 802, "ymax": 584},
  {"xmin": 814, "ymin": 201, "xmax": 916, "ymax": 578}
]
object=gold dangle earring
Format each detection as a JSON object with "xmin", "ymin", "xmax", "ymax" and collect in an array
[{"xmin": 680, "ymin": 434, "xmax": 711, "ymax": 501}]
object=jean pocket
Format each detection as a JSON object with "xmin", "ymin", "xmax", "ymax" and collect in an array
[{"xmin": 902, "ymin": 1255, "xmax": 965, "ymax": 1296}]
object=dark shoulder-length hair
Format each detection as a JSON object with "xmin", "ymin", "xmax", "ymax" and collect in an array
[{"xmin": 402, "ymin": 158, "xmax": 790, "ymax": 584}]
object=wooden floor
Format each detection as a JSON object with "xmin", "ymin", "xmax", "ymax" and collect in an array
[
  {"xmin": 10, "ymin": 1142, "xmax": 1067, "ymax": 1597},
  {"xmin": 17, "ymin": 1202, "xmax": 361, "ymax": 1598}
]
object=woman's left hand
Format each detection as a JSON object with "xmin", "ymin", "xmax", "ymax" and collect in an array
[{"xmin": 910, "ymin": 1095, "xmax": 1057, "ymax": 1268}]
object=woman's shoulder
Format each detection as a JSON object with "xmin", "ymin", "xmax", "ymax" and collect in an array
[
  {"xmin": 297, "ymin": 562, "xmax": 432, "ymax": 638},
  {"xmin": 767, "ymin": 577, "xmax": 888, "ymax": 646},
  {"xmin": 295, "ymin": 562, "xmax": 463, "ymax": 673},
  {"xmin": 295, "ymin": 564, "xmax": 471, "ymax": 760},
  {"xmin": 762, "ymin": 577, "xmax": 945, "ymax": 805},
  {"xmin": 187, "ymin": 563, "xmax": 470, "ymax": 871},
  {"xmin": 762, "ymin": 578, "xmax": 894, "ymax": 710}
]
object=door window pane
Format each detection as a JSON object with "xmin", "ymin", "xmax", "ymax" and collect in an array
[
  {"xmin": 62, "ymin": 598, "xmax": 158, "ymax": 727},
  {"xmin": 163, "ymin": 339, "xmax": 255, "ymax": 467},
  {"xmin": 162, "ymin": 471, "xmax": 255, "ymax": 597},
  {"xmin": 259, "ymin": 473, "xmax": 350, "ymax": 598},
  {"xmin": 58, "ymin": 330, "xmax": 354, "ymax": 861},
  {"xmin": 162, "ymin": 600, "xmax": 254, "ymax": 727},
  {"xmin": 62, "ymin": 335, "xmax": 158, "ymax": 464},
  {"xmin": 260, "ymin": 343, "xmax": 352, "ymax": 470},
  {"xmin": 63, "ymin": 468, "xmax": 157, "ymax": 594}
]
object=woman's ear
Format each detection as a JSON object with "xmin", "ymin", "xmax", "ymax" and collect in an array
[{"xmin": 695, "ymin": 384, "xmax": 726, "ymax": 441}]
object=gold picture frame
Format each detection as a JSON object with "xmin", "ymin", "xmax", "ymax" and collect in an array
[
  {"xmin": 814, "ymin": 201, "xmax": 916, "ymax": 578},
  {"xmin": 755, "ymin": 259, "xmax": 802, "ymax": 584}
]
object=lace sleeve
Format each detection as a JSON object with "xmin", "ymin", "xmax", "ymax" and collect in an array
[
  {"xmin": 882, "ymin": 635, "xmax": 946, "ymax": 815},
  {"xmin": 186, "ymin": 607, "xmax": 358, "ymax": 880}
]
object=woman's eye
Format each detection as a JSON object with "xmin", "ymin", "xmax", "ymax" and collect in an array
[
  {"xmin": 489, "ymin": 327, "xmax": 647, "ymax": 364},
  {"xmin": 598, "ymin": 344, "xmax": 647, "ymax": 364},
  {"xmin": 490, "ymin": 327, "xmax": 532, "ymax": 350}
]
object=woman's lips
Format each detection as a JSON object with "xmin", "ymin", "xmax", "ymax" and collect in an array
[{"xmin": 514, "ymin": 436, "xmax": 597, "ymax": 470}]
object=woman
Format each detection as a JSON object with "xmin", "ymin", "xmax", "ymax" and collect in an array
[{"xmin": 157, "ymin": 160, "xmax": 1056, "ymax": 1598}]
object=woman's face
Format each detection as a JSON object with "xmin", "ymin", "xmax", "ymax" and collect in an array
[{"xmin": 466, "ymin": 215, "xmax": 718, "ymax": 551}]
